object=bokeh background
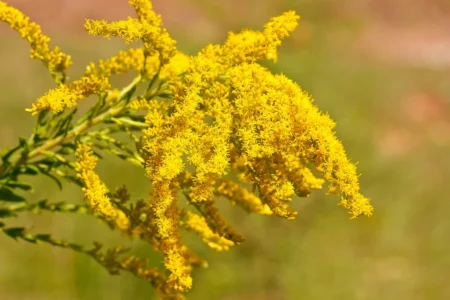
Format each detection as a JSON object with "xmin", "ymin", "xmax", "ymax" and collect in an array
[{"xmin": 1, "ymin": 0, "xmax": 450, "ymax": 299}]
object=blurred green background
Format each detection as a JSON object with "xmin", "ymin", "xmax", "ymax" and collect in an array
[{"xmin": 1, "ymin": 0, "xmax": 450, "ymax": 299}]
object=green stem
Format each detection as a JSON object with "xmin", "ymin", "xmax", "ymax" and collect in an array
[
  {"xmin": 5, "ymin": 200, "xmax": 90, "ymax": 215},
  {"xmin": 27, "ymin": 103, "xmax": 126, "ymax": 160},
  {"xmin": 110, "ymin": 117, "xmax": 148, "ymax": 128},
  {"xmin": 0, "ymin": 226, "xmax": 168, "ymax": 291},
  {"xmin": 2, "ymin": 75, "xmax": 143, "ymax": 175}
]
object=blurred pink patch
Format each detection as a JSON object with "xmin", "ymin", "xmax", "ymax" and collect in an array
[
  {"xmin": 403, "ymin": 91, "xmax": 450, "ymax": 145},
  {"xmin": 376, "ymin": 90, "xmax": 450, "ymax": 158},
  {"xmin": 2, "ymin": 0, "xmax": 219, "ymax": 38},
  {"xmin": 355, "ymin": 0, "xmax": 450, "ymax": 68},
  {"xmin": 376, "ymin": 126, "xmax": 417, "ymax": 158},
  {"xmin": 357, "ymin": 23, "xmax": 450, "ymax": 68}
]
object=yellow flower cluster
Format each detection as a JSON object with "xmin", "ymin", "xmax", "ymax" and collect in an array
[
  {"xmin": 75, "ymin": 144, "xmax": 130, "ymax": 231},
  {"xmin": 85, "ymin": 48, "xmax": 153, "ymax": 78},
  {"xmin": 215, "ymin": 179, "xmax": 273, "ymax": 215},
  {"xmin": 85, "ymin": 0, "xmax": 176, "ymax": 64},
  {"xmin": 22, "ymin": 0, "xmax": 188, "ymax": 116},
  {"xmin": 0, "ymin": 0, "xmax": 71, "ymax": 82},
  {"xmin": 223, "ymin": 10, "xmax": 300, "ymax": 64},
  {"xmin": 26, "ymin": 75, "xmax": 110, "ymax": 115},
  {"xmin": 181, "ymin": 210, "xmax": 235, "ymax": 251},
  {"xmin": 140, "ymin": 5, "xmax": 372, "ymax": 293},
  {"xmin": 226, "ymin": 63, "xmax": 373, "ymax": 218},
  {"xmin": 3, "ymin": 0, "xmax": 374, "ymax": 297},
  {"xmin": 159, "ymin": 51, "xmax": 190, "ymax": 80},
  {"xmin": 85, "ymin": 48, "xmax": 189, "ymax": 81},
  {"xmin": 147, "ymin": 181, "xmax": 193, "ymax": 291}
]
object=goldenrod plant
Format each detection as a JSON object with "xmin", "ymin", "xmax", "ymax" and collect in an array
[{"xmin": 0, "ymin": 0, "xmax": 373, "ymax": 298}]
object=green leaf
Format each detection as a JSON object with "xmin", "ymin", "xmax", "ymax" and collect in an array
[
  {"xmin": 40, "ymin": 170, "xmax": 63, "ymax": 190},
  {"xmin": 0, "ymin": 208, "xmax": 15, "ymax": 218},
  {"xmin": 0, "ymin": 187, "xmax": 26, "ymax": 202},
  {"xmin": 33, "ymin": 128, "xmax": 49, "ymax": 144},
  {"xmin": 58, "ymin": 109, "xmax": 77, "ymax": 134},
  {"xmin": 17, "ymin": 137, "xmax": 30, "ymax": 157},
  {"xmin": 58, "ymin": 143, "xmax": 76, "ymax": 155},
  {"xmin": 50, "ymin": 108, "xmax": 77, "ymax": 138},
  {"xmin": 35, "ymin": 233, "xmax": 52, "ymax": 242},
  {"xmin": 22, "ymin": 234, "xmax": 38, "ymax": 243},
  {"xmin": 6, "ymin": 181, "xmax": 32, "ymax": 191},
  {"xmin": 158, "ymin": 93, "xmax": 173, "ymax": 99},
  {"xmin": 3, "ymin": 227, "xmax": 26, "ymax": 240},
  {"xmin": 18, "ymin": 137, "xmax": 28, "ymax": 148},
  {"xmin": 37, "ymin": 109, "xmax": 50, "ymax": 125},
  {"xmin": 20, "ymin": 165, "xmax": 39, "ymax": 175},
  {"xmin": 62, "ymin": 175, "xmax": 83, "ymax": 186},
  {"xmin": 1, "ymin": 144, "xmax": 21, "ymax": 163},
  {"xmin": 76, "ymin": 104, "xmax": 98, "ymax": 126}
]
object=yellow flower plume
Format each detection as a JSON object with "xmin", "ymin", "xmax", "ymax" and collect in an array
[
  {"xmin": 0, "ymin": 0, "xmax": 72, "ymax": 82},
  {"xmin": 26, "ymin": 75, "xmax": 110, "ymax": 115},
  {"xmin": 75, "ymin": 144, "xmax": 130, "ymax": 230},
  {"xmin": 181, "ymin": 210, "xmax": 235, "ymax": 251},
  {"xmin": 85, "ymin": 0, "xmax": 176, "ymax": 64}
]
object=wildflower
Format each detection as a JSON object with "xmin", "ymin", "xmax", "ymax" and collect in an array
[
  {"xmin": 222, "ymin": 11, "xmax": 300, "ymax": 65},
  {"xmin": 75, "ymin": 144, "xmax": 130, "ymax": 228},
  {"xmin": 85, "ymin": 47, "xmax": 160, "ymax": 80},
  {"xmin": 226, "ymin": 63, "xmax": 373, "ymax": 218},
  {"xmin": 215, "ymin": 179, "xmax": 273, "ymax": 215},
  {"xmin": 149, "ymin": 181, "xmax": 193, "ymax": 291},
  {"xmin": 146, "ymin": 19, "xmax": 372, "ymax": 221},
  {"xmin": 159, "ymin": 51, "xmax": 190, "ymax": 80},
  {"xmin": 0, "ymin": 0, "xmax": 72, "ymax": 82},
  {"xmin": 181, "ymin": 210, "xmax": 235, "ymax": 251},
  {"xmin": 27, "ymin": 75, "xmax": 110, "ymax": 115},
  {"xmin": 85, "ymin": 48, "xmax": 146, "ymax": 78},
  {"xmin": 129, "ymin": 0, "xmax": 158, "ymax": 23},
  {"xmin": 117, "ymin": 255, "xmax": 182, "ymax": 299},
  {"xmin": 75, "ymin": 144, "xmax": 116, "ymax": 218},
  {"xmin": 139, "ymin": 9, "xmax": 373, "ymax": 293},
  {"xmin": 114, "ymin": 210, "xmax": 131, "ymax": 231},
  {"xmin": 2, "ymin": 0, "xmax": 373, "ymax": 298},
  {"xmin": 105, "ymin": 88, "xmax": 121, "ymax": 104},
  {"xmin": 85, "ymin": 0, "xmax": 176, "ymax": 64},
  {"xmin": 84, "ymin": 18, "xmax": 149, "ymax": 44}
]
